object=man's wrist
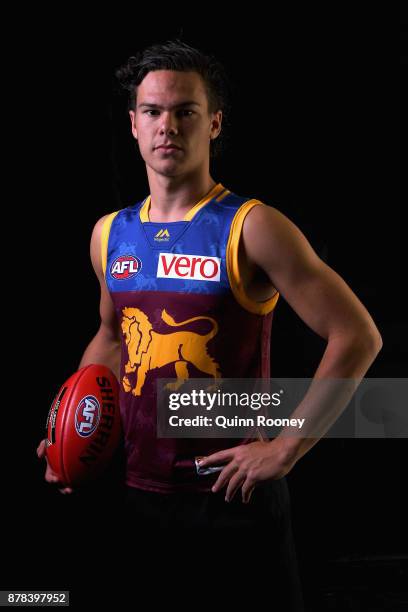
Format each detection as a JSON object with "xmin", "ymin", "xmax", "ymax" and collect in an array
[{"xmin": 271, "ymin": 434, "xmax": 304, "ymax": 465}]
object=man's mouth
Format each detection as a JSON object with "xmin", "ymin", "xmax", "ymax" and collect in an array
[{"xmin": 156, "ymin": 144, "xmax": 182, "ymax": 151}]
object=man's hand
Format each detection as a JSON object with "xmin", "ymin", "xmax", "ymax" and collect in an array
[
  {"xmin": 198, "ymin": 439, "xmax": 298, "ymax": 504},
  {"xmin": 36, "ymin": 439, "xmax": 74, "ymax": 495}
]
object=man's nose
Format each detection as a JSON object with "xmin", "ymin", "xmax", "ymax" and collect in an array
[{"xmin": 159, "ymin": 112, "xmax": 178, "ymax": 135}]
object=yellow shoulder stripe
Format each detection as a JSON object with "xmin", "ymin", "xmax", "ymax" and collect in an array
[
  {"xmin": 226, "ymin": 200, "xmax": 279, "ymax": 315},
  {"xmin": 101, "ymin": 211, "xmax": 120, "ymax": 277},
  {"xmin": 183, "ymin": 183, "xmax": 225, "ymax": 221},
  {"xmin": 216, "ymin": 188, "xmax": 231, "ymax": 202},
  {"xmin": 139, "ymin": 197, "xmax": 151, "ymax": 223}
]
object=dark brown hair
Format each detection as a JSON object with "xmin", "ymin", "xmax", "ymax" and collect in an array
[{"xmin": 115, "ymin": 39, "xmax": 231, "ymax": 159}]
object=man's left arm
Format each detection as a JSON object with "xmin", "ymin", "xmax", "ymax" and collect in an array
[{"xmin": 198, "ymin": 204, "xmax": 383, "ymax": 502}]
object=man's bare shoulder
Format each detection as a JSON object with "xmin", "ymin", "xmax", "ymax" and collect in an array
[
  {"xmin": 93, "ymin": 213, "xmax": 114, "ymax": 234},
  {"xmin": 242, "ymin": 201, "xmax": 317, "ymax": 268},
  {"xmin": 90, "ymin": 213, "xmax": 116, "ymax": 281},
  {"xmin": 243, "ymin": 202, "xmax": 296, "ymax": 238}
]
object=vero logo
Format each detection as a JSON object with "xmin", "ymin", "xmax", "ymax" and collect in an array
[{"xmin": 157, "ymin": 253, "xmax": 221, "ymax": 282}]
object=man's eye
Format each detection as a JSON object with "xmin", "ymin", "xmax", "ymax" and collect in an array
[{"xmin": 143, "ymin": 109, "xmax": 193, "ymax": 117}]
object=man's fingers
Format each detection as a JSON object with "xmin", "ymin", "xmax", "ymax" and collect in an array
[
  {"xmin": 199, "ymin": 447, "xmax": 236, "ymax": 468},
  {"xmin": 45, "ymin": 467, "xmax": 60, "ymax": 483},
  {"xmin": 212, "ymin": 463, "xmax": 238, "ymax": 493},
  {"xmin": 37, "ymin": 439, "xmax": 72, "ymax": 493},
  {"xmin": 45, "ymin": 463, "xmax": 62, "ymax": 484},
  {"xmin": 48, "ymin": 471, "xmax": 73, "ymax": 493},
  {"xmin": 36, "ymin": 440, "xmax": 46, "ymax": 458},
  {"xmin": 242, "ymin": 481, "xmax": 255, "ymax": 504},
  {"xmin": 225, "ymin": 471, "xmax": 245, "ymax": 502}
]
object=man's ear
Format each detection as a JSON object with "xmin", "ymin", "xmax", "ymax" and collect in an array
[
  {"xmin": 210, "ymin": 110, "xmax": 222, "ymax": 140},
  {"xmin": 129, "ymin": 110, "xmax": 138, "ymax": 140}
]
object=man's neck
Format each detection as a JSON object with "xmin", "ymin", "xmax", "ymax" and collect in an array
[{"xmin": 146, "ymin": 171, "xmax": 217, "ymax": 223}]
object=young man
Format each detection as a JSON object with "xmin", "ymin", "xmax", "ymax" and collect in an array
[{"xmin": 37, "ymin": 40, "xmax": 382, "ymax": 609}]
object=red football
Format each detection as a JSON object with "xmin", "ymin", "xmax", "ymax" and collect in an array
[{"xmin": 45, "ymin": 364, "xmax": 122, "ymax": 487}]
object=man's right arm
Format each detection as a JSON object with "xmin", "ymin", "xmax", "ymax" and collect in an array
[
  {"xmin": 78, "ymin": 214, "xmax": 121, "ymax": 379},
  {"xmin": 37, "ymin": 213, "xmax": 121, "ymax": 492}
]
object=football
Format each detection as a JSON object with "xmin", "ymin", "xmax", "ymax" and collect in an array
[{"xmin": 45, "ymin": 364, "xmax": 122, "ymax": 487}]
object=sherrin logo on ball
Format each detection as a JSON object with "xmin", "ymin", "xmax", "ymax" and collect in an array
[
  {"xmin": 75, "ymin": 395, "xmax": 101, "ymax": 437},
  {"xmin": 110, "ymin": 254, "xmax": 142, "ymax": 280}
]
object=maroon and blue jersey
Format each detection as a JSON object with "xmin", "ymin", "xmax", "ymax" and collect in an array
[{"xmin": 101, "ymin": 183, "xmax": 279, "ymax": 493}]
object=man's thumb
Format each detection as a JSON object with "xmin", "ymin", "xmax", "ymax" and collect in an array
[{"xmin": 36, "ymin": 439, "xmax": 46, "ymax": 458}]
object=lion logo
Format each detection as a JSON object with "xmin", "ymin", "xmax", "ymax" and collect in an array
[{"xmin": 121, "ymin": 307, "xmax": 222, "ymax": 396}]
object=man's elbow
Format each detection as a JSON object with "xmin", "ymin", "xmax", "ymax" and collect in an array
[
  {"xmin": 373, "ymin": 332, "xmax": 383, "ymax": 355},
  {"xmin": 97, "ymin": 322, "xmax": 121, "ymax": 345},
  {"xmin": 335, "ymin": 325, "xmax": 383, "ymax": 356},
  {"xmin": 360, "ymin": 327, "xmax": 383, "ymax": 356},
  {"xmin": 375, "ymin": 330, "xmax": 383, "ymax": 352}
]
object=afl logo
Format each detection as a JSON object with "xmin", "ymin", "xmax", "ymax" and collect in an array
[
  {"xmin": 110, "ymin": 255, "xmax": 142, "ymax": 280},
  {"xmin": 75, "ymin": 395, "xmax": 101, "ymax": 437}
]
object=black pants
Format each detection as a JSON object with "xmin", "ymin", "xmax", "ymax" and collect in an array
[{"xmin": 123, "ymin": 478, "xmax": 304, "ymax": 611}]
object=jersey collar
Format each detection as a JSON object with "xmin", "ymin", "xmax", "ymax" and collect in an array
[{"xmin": 139, "ymin": 183, "xmax": 226, "ymax": 223}]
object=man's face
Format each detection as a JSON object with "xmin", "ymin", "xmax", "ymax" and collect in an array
[{"xmin": 129, "ymin": 70, "xmax": 222, "ymax": 177}]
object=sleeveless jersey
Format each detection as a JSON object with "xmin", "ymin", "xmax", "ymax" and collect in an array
[{"xmin": 101, "ymin": 182, "xmax": 279, "ymax": 493}]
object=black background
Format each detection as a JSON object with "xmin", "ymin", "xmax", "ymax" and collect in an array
[{"xmin": 4, "ymin": 5, "xmax": 407, "ymax": 610}]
